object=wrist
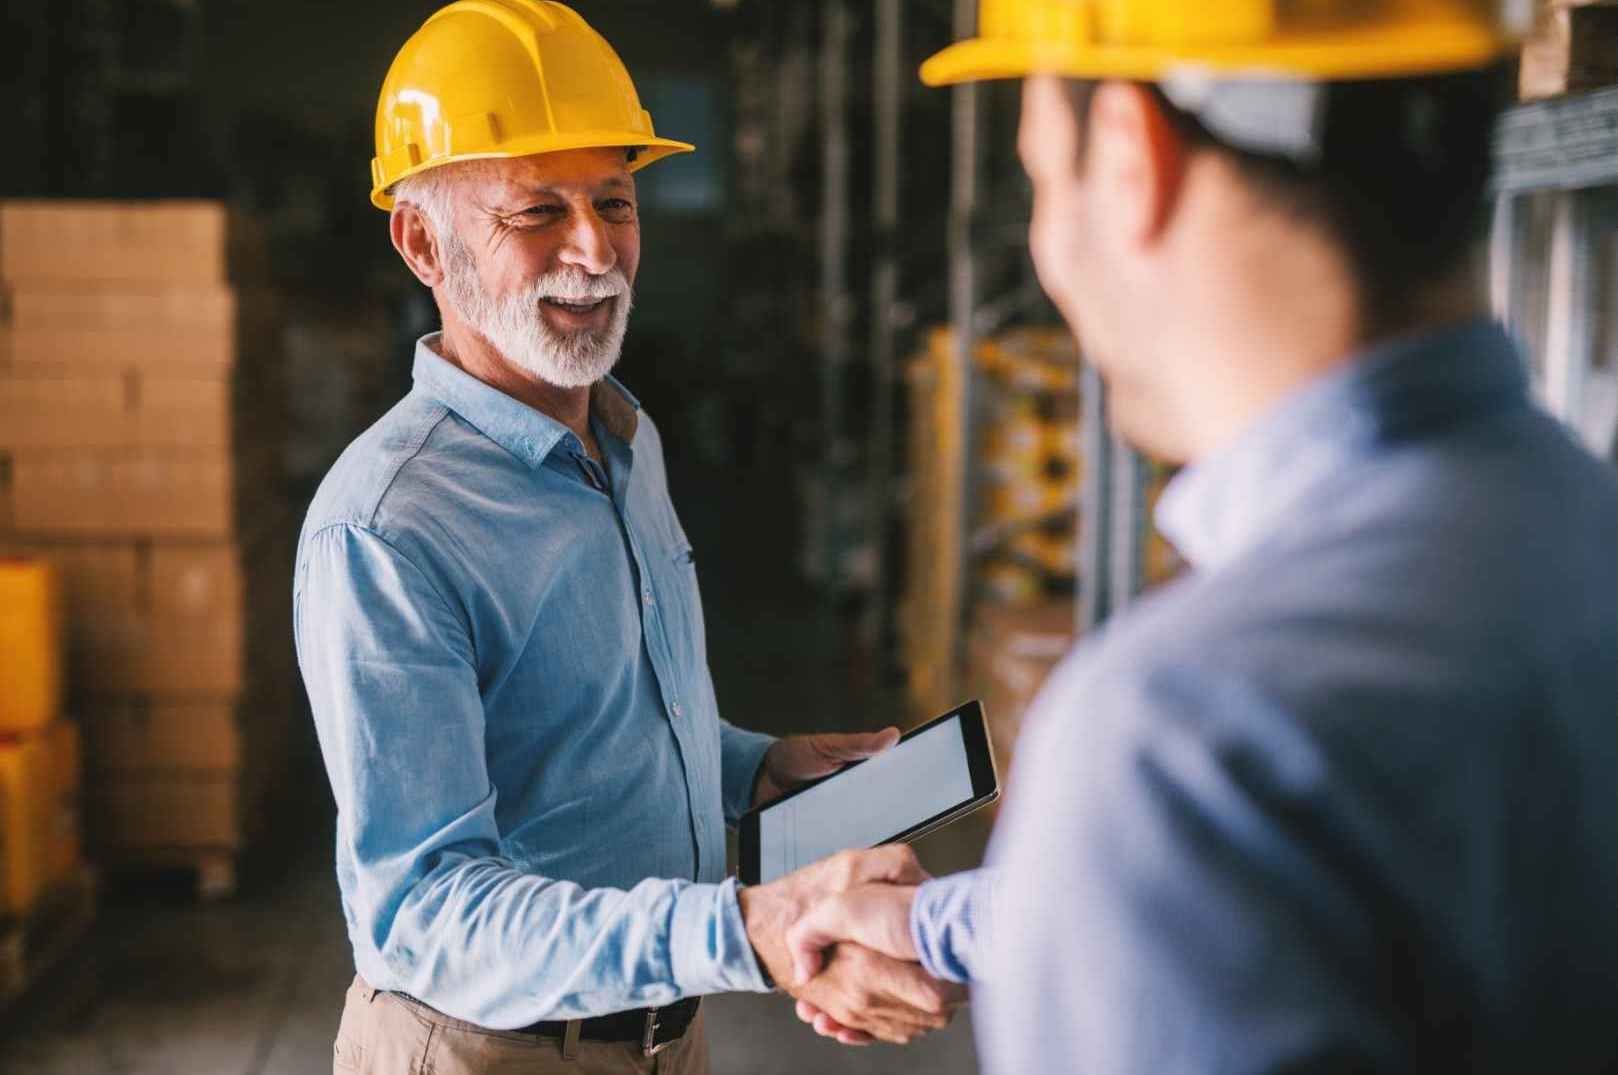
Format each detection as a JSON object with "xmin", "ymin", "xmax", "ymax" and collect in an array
[
  {"xmin": 738, "ymin": 881, "xmax": 797, "ymax": 990},
  {"xmin": 751, "ymin": 743, "xmax": 783, "ymax": 807}
]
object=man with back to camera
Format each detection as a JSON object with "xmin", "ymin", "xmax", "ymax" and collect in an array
[
  {"xmin": 778, "ymin": 1, "xmax": 1618, "ymax": 1070},
  {"xmin": 294, "ymin": 3, "xmax": 961, "ymax": 1072}
]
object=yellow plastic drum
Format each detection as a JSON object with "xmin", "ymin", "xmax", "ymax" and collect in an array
[
  {"xmin": 0, "ymin": 721, "xmax": 81, "ymax": 915},
  {"xmin": 0, "ymin": 558, "xmax": 62, "ymax": 733}
]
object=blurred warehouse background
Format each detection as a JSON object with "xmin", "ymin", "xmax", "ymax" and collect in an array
[{"xmin": 0, "ymin": 0, "xmax": 1614, "ymax": 1072}]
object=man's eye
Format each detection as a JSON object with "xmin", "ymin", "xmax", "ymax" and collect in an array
[
  {"xmin": 522, "ymin": 205, "xmax": 564, "ymax": 217},
  {"xmin": 599, "ymin": 199, "xmax": 635, "ymax": 214}
]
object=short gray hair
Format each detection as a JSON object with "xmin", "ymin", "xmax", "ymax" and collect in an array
[{"xmin": 391, "ymin": 163, "xmax": 472, "ymax": 238}]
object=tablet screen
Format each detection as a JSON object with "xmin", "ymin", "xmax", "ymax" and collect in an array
[{"xmin": 755, "ymin": 717, "xmax": 977, "ymax": 884}]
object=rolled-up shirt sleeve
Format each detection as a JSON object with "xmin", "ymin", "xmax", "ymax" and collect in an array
[
  {"xmin": 295, "ymin": 523, "xmax": 770, "ymax": 1029},
  {"xmin": 910, "ymin": 868, "xmax": 999, "ymax": 984},
  {"xmin": 719, "ymin": 721, "xmax": 777, "ymax": 825}
]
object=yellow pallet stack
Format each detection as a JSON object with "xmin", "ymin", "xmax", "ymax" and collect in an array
[
  {"xmin": 903, "ymin": 324, "xmax": 1186, "ymax": 762},
  {"xmin": 975, "ymin": 327, "xmax": 1084, "ymax": 604},
  {"xmin": 902, "ymin": 327, "xmax": 1085, "ymax": 718},
  {"xmin": 0, "ymin": 201, "xmax": 293, "ymax": 896}
]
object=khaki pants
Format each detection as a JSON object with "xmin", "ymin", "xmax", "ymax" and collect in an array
[{"xmin": 334, "ymin": 976, "xmax": 710, "ymax": 1075}]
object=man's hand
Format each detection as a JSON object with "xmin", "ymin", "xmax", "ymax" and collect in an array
[
  {"xmin": 752, "ymin": 727, "xmax": 901, "ymax": 807},
  {"xmin": 739, "ymin": 845, "xmax": 960, "ymax": 1044},
  {"xmin": 786, "ymin": 881, "xmax": 920, "ymax": 984},
  {"xmin": 783, "ymin": 881, "xmax": 947, "ymax": 1045},
  {"xmin": 792, "ymin": 942, "xmax": 964, "ymax": 1046}
]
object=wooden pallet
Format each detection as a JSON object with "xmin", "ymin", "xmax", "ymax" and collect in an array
[
  {"xmin": 0, "ymin": 866, "xmax": 97, "ymax": 1009},
  {"xmin": 100, "ymin": 847, "xmax": 239, "ymax": 903}
]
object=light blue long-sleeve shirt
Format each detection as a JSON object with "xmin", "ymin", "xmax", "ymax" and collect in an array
[
  {"xmin": 294, "ymin": 336, "xmax": 776, "ymax": 1028},
  {"xmin": 912, "ymin": 320, "xmax": 1617, "ymax": 1072}
]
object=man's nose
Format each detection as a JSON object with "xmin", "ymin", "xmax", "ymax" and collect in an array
[{"xmin": 556, "ymin": 210, "xmax": 617, "ymax": 276}]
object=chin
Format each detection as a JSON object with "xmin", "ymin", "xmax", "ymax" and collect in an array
[{"xmin": 1105, "ymin": 389, "xmax": 1183, "ymax": 464}]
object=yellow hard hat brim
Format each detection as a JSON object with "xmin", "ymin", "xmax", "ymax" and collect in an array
[
  {"xmin": 920, "ymin": 19, "xmax": 1512, "ymax": 86},
  {"xmin": 371, "ymin": 132, "xmax": 695, "ymax": 211}
]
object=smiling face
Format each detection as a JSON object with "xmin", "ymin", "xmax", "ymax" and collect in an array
[{"xmin": 398, "ymin": 147, "xmax": 643, "ymax": 389}]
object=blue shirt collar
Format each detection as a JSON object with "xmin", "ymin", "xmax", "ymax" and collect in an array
[
  {"xmin": 410, "ymin": 333, "xmax": 641, "ymax": 468},
  {"xmin": 1156, "ymin": 318, "xmax": 1528, "ymax": 571}
]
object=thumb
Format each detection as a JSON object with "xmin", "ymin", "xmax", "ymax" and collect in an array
[
  {"xmin": 785, "ymin": 896, "xmax": 847, "ymax": 985},
  {"xmin": 813, "ymin": 726, "xmax": 900, "ymax": 763}
]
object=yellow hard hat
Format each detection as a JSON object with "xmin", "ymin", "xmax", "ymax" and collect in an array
[
  {"xmin": 370, "ymin": 0, "xmax": 694, "ymax": 210},
  {"xmin": 921, "ymin": 0, "xmax": 1517, "ymax": 86}
]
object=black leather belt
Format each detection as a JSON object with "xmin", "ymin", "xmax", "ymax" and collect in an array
[{"xmin": 517, "ymin": 996, "xmax": 701, "ymax": 1056}]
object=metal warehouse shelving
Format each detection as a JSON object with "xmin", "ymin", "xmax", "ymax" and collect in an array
[{"xmin": 1490, "ymin": 86, "xmax": 1618, "ymax": 460}]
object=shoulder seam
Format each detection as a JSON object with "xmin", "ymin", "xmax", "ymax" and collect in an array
[
  {"xmin": 359, "ymin": 402, "xmax": 453, "ymax": 529},
  {"xmin": 301, "ymin": 520, "xmax": 464, "ymax": 631}
]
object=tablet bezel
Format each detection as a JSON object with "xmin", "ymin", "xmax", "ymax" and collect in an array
[{"xmin": 737, "ymin": 699, "xmax": 998, "ymax": 886}]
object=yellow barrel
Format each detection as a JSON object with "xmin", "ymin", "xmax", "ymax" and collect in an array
[
  {"xmin": 0, "ymin": 720, "xmax": 81, "ymax": 915},
  {"xmin": 0, "ymin": 558, "xmax": 62, "ymax": 733}
]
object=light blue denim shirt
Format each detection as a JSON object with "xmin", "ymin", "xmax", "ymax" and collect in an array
[
  {"xmin": 912, "ymin": 321, "xmax": 1617, "ymax": 1072},
  {"xmin": 295, "ymin": 335, "xmax": 776, "ymax": 1028}
]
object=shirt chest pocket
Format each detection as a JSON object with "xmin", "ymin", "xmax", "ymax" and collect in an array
[{"xmin": 657, "ymin": 541, "xmax": 709, "ymax": 675}]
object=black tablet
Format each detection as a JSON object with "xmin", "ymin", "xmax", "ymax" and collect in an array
[{"xmin": 738, "ymin": 700, "xmax": 999, "ymax": 885}]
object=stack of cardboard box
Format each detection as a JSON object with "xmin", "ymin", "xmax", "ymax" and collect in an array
[
  {"xmin": 964, "ymin": 600, "xmax": 1073, "ymax": 797},
  {"xmin": 0, "ymin": 201, "xmax": 294, "ymax": 892},
  {"xmin": 1520, "ymin": 0, "xmax": 1618, "ymax": 100},
  {"xmin": 0, "ymin": 558, "xmax": 83, "ymax": 920}
]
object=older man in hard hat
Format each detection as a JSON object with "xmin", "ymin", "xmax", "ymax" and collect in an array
[
  {"xmin": 782, "ymin": 1, "xmax": 1618, "ymax": 1072},
  {"xmin": 295, "ymin": 3, "xmax": 957, "ymax": 1072}
]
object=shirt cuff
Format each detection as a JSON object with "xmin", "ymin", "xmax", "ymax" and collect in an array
[
  {"xmin": 720, "ymin": 724, "xmax": 778, "ymax": 824},
  {"xmin": 668, "ymin": 877, "xmax": 774, "ymax": 996},
  {"xmin": 909, "ymin": 870, "xmax": 994, "ymax": 985}
]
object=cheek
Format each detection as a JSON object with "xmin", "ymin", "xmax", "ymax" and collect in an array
[
  {"xmin": 488, "ymin": 238, "xmax": 558, "ymax": 295},
  {"xmin": 614, "ymin": 225, "xmax": 640, "ymax": 283}
]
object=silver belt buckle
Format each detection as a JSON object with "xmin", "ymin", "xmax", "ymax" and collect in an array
[{"xmin": 642, "ymin": 1007, "xmax": 672, "ymax": 1057}]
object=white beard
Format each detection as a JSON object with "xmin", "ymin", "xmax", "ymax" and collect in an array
[{"xmin": 440, "ymin": 233, "xmax": 633, "ymax": 390}]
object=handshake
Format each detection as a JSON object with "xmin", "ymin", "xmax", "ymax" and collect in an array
[{"xmin": 739, "ymin": 843, "xmax": 965, "ymax": 1045}]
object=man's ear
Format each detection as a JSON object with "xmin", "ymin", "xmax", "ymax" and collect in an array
[
  {"xmin": 1087, "ymin": 81, "xmax": 1189, "ymax": 248},
  {"xmin": 390, "ymin": 203, "xmax": 446, "ymax": 289}
]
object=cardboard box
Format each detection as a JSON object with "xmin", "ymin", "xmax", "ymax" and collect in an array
[
  {"xmin": 1520, "ymin": 1, "xmax": 1618, "ymax": 100},
  {"xmin": 966, "ymin": 601, "xmax": 1076, "ymax": 785},
  {"xmin": 0, "ymin": 286, "xmax": 237, "ymax": 372},
  {"xmin": 0, "ymin": 452, "xmax": 233, "ymax": 537},
  {"xmin": 90, "ymin": 773, "xmax": 238, "ymax": 850},
  {"xmin": 0, "ymin": 557, "xmax": 61, "ymax": 733},
  {"xmin": 0, "ymin": 541, "xmax": 243, "ymax": 695},
  {"xmin": 0, "ymin": 368, "xmax": 230, "ymax": 451},
  {"xmin": 0, "ymin": 201, "xmax": 226, "ymax": 286},
  {"xmin": 84, "ymin": 697, "xmax": 241, "ymax": 772},
  {"xmin": 0, "ymin": 720, "xmax": 82, "ymax": 915}
]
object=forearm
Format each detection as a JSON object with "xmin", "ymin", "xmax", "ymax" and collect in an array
[
  {"xmin": 720, "ymin": 720, "xmax": 777, "ymax": 822},
  {"xmin": 356, "ymin": 849, "xmax": 771, "ymax": 1027}
]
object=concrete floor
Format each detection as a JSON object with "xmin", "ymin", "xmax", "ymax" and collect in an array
[{"xmin": 0, "ymin": 463, "xmax": 987, "ymax": 1074}]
